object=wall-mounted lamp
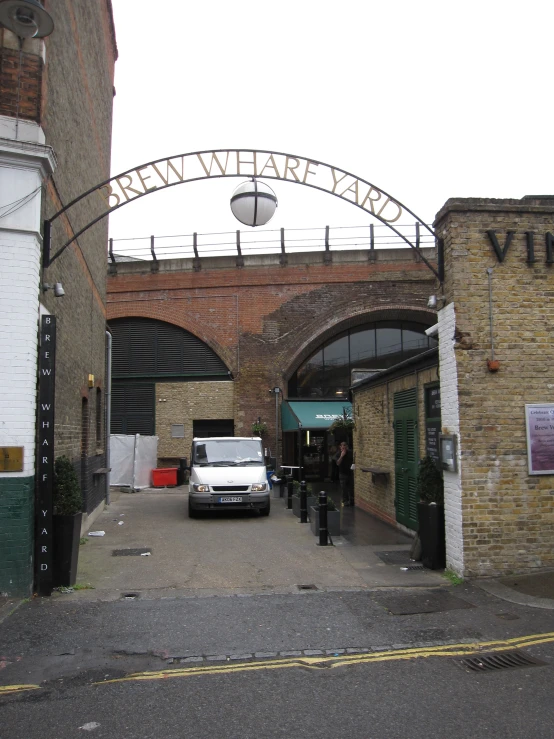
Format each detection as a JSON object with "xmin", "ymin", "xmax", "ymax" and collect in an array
[
  {"xmin": 427, "ymin": 295, "xmax": 446, "ymax": 309},
  {"xmin": 0, "ymin": 0, "xmax": 54, "ymax": 39},
  {"xmin": 42, "ymin": 282, "xmax": 65, "ymax": 297}
]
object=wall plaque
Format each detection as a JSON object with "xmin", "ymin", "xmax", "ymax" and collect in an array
[{"xmin": 0, "ymin": 447, "xmax": 23, "ymax": 472}]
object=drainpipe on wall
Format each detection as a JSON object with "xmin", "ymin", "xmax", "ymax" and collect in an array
[
  {"xmin": 105, "ymin": 329, "xmax": 112, "ymax": 504},
  {"xmin": 486, "ymin": 268, "xmax": 500, "ymax": 372}
]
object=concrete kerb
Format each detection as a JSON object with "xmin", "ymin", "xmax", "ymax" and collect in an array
[{"xmin": 474, "ymin": 576, "xmax": 554, "ymax": 610}]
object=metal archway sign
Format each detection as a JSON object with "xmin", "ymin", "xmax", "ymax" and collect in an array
[{"xmin": 44, "ymin": 148, "xmax": 439, "ymax": 279}]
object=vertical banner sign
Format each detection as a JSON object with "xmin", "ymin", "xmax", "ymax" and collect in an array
[
  {"xmin": 425, "ymin": 385, "xmax": 441, "ymax": 465},
  {"xmin": 36, "ymin": 316, "xmax": 56, "ymax": 596}
]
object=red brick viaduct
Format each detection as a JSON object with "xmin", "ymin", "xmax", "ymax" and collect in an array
[{"xmin": 107, "ymin": 247, "xmax": 438, "ymax": 438}]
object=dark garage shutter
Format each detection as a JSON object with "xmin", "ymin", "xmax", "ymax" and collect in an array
[
  {"xmin": 111, "ymin": 382, "xmax": 155, "ymax": 436},
  {"xmin": 109, "ymin": 318, "xmax": 228, "ymax": 378},
  {"xmin": 193, "ymin": 419, "xmax": 235, "ymax": 437}
]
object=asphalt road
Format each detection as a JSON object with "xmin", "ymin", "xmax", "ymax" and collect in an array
[{"xmin": 2, "ymin": 492, "xmax": 554, "ymax": 737}]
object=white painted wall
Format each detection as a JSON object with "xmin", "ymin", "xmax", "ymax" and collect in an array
[
  {"xmin": 437, "ymin": 301, "xmax": 464, "ymax": 575},
  {"xmin": 0, "ymin": 133, "xmax": 55, "ymax": 477}
]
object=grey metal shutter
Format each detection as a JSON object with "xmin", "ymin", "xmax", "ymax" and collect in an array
[
  {"xmin": 111, "ymin": 382, "xmax": 155, "ymax": 436},
  {"xmin": 109, "ymin": 318, "xmax": 228, "ymax": 377}
]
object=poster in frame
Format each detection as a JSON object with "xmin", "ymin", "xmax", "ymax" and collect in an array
[{"xmin": 525, "ymin": 404, "xmax": 554, "ymax": 475}]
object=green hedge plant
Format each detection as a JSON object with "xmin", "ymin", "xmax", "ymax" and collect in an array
[
  {"xmin": 53, "ymin": 456, "xmax": 83, "ymax": 515},
  {"xmin": 416, "ymin": 456, "xmax": 444, "ymax": 505}
]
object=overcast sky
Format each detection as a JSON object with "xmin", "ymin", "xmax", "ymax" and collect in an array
[{"xmin": 108, "ymin": 0, "xmax": 552, "ymax": 255}]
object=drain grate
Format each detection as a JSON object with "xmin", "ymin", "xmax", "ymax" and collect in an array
[
  {"xmin": 401, "ymin": 565, "xmax": 425, "ymax": 571},
  {"xmin": 298, "ymin": 584, "xmax": 318, "ymax": 591},
  {"xmin": 112, "ymin": 548, "xmax": 152, "ymax": 557},
  {"xmin": 121, "ymin": 593, "xmax": 139, "ymax": 600},
  {"xmin": 455, "ymin": 650, "xmax": 546, "ymax": 672}
]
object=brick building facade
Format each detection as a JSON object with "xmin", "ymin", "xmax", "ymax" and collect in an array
[
  {"xmin": 352, "ymin": 197, "xmax": 554, "ymax": 579},
  {"xmin": 0, "ymin": 1, "xmax": 117, "ymax": 596},
  {"xmin": 436, "ymin": 198, "xmax": 554, "ymax": 577},
  {"xmin": 107, "ymin": 247, "xmax": 437, "ymax": 468}
]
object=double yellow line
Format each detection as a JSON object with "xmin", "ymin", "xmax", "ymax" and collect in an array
[
  {"xmin": 0, "ymin": 684, "xmax": 41, "ymax": 696},
  {"xmin": 2, "ymin": 631, "xmax": 553, "ymax": 695},
  {"xmin": 98, "ymin": 631, "xmax": 554, "ymax": 685}
]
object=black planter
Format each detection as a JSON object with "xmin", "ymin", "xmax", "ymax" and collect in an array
[
  {"xmin": 291, "ymin": 494, "xmax": 317, "ymax": 518},
  {"xmin": 417, "ymin": 502, "xmax": 445, "ymax": 570},
  {"xmin": 309, "ymin": 506, "xmax": 341, "ymax": 537},
  {"xmin": 53, "ymin": 512, "xmax": 83, "ymax": 587}
]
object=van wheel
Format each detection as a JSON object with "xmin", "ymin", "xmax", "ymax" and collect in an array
[
  {"xmin": 188, "ymin": 500, "xmax": 197, "ymax": 518},
  {"xmin": 259, "ymin": 501, "xmax": 270, "ymax": 517}
]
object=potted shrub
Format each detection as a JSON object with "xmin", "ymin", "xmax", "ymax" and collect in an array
[
  {"xmin": 52, "ymin": 456, "xmax": 83, "ymax": 587},
  {"xmin": 309, "ymin": 495, "xmax": 341, "ymax": 537},
  {"xmin": 251, "ymin": 419, "xmax": 268, "ymax": 437},
  {"xmin": 416, "ymin": 456, "xmax": 445, "ymax": 570}
]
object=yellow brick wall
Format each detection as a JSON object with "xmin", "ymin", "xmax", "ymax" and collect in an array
[
  {"xmin": 435, "ymin": 198, "xmax": 554, "ymax": 576},
  {"xmin": 353, "ymin": 366, "xmax": 439, "ymax": 527},
  {"xmin": 155, "ymin": 381, "xmax": 234, "ymax": 461}
]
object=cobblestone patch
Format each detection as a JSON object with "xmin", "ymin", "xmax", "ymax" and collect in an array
[{"xmin": 163, "ymin": 638, "xmax": 479, "ymax": 667}]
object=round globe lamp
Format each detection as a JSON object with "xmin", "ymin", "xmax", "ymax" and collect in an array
[{"xmin": 230, "ymin": 180, "xmax": 278, "ymax": 227}]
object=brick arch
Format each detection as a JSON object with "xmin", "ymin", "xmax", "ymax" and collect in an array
[
  {"xmin": 284, "ymin": 304, "xmax": 437, "ymax": 382},
  {"xmin": 107, "ymin": 302, "xmax": 237, "ymax": 372}
]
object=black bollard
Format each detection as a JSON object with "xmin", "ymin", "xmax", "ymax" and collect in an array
[
  {"xmin": 287, "ymin": 478, "xmax": 293, "ymax": 509},
  {"xmin": 318, "ymin": 490, "xmax": 328, "ymax": 546},
  {"xmin": 299, "ymin": 480, "xmax": 308, "ymax": 524}
]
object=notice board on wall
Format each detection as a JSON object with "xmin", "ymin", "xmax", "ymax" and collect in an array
[
  {"xmin": 425, "ymin": 385, "xmax": 441, "ymax": 464},
  {"xmin": 525, "ymin": 404, "xmax": 554, "ymax": 475}
]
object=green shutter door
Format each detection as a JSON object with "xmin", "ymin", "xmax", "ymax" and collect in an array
[{"xmin": 394, "ymin": 388, "xmax": 418, "ymax": 530}]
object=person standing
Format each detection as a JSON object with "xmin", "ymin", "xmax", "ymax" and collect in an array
[{"xmin": 335, "ymin": 441, "xmax": 354, "ymax": 506}]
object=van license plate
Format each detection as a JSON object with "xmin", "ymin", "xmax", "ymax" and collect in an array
[{"xmin": 218, "ymin": 496, "xmax": 243, "ymax": 503}]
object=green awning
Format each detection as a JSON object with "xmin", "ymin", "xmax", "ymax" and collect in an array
[{"xmin": 281, "ymin": 401, "xmax": 352, "ymax": 432}]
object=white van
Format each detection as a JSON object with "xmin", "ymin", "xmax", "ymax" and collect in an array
[{"xmin": 188, "ymin": 437, "xmax": 270, "ymax": 517}]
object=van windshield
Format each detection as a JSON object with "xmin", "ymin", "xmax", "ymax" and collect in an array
[{"xmin": 193, "ymin": 439, "xmax": 264, "ymax": 466}]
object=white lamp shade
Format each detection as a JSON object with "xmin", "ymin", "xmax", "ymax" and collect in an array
[{"xmin": 230, "ymin": 180, "xmax": 278, "ymax": 227}]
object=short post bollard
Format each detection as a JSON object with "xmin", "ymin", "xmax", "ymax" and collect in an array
[
  {"xmin": 287, "ymin": 478, "xmax": 294, "ymax": 509},
  {"xmin": 299, "ymin": 480, "xmax": 308, "ymax": 523},
  {"xmin": 318, "ymin": 490, "xmax": 328, "ymax": 546}
]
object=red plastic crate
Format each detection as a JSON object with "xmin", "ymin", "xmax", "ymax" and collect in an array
[{"xmin": 151, "ymin": 467, "xmax": 178, "ymax": 487}]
